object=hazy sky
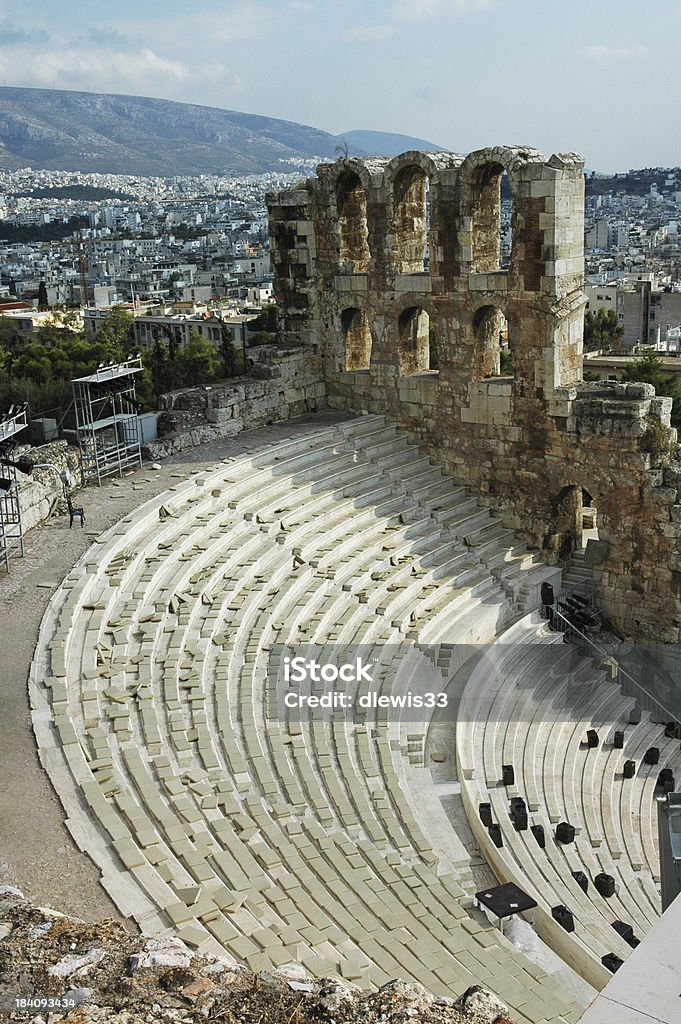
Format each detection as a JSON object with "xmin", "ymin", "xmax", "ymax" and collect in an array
[{"xmin": 0, "ymin": 0, "xmax": 678, "ymax": 172}]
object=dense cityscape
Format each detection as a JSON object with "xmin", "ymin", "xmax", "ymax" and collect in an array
[{"xmin": 1, "ymin": 163, "xmax": 680, "ymax": 354}]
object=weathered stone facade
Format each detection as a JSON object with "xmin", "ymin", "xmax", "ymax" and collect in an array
[{"xmin": 267, "ymin": 146, "xmax": 681, "ymax": 640}]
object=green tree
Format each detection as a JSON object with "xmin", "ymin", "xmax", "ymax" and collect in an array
[
  {"xmin": 583, "ymin": 307, "xmax": 624, "ymax": 352},
  {"xmin": 37, "ymin": 281, "xmax": 49, "ymax": 308},
  {"xmin": 500, "ymin": 348, "xmax": 514, "ymax": 375},
  {"xmin": 147, "ymin": 334, "xmax": 167, "ymax": 408},
  {"xmin": 0, "ymin": 317, "xmax": 22, "ymax": 352},
  {"xmin": 428, "ymin": 321, "xmax": 438, "ymax": 370},
  {"xmin": 177, "ymin": 330, "xmax": 220, "ymax": 387},
  {"xmin": 162, "ymin": 324, "xmax": 179, "ymax": 364},
  {"xmin": 249, "ymin": 304, "xmax": 277, "ymax": 334},
  {"xmin": 220, "ymin": 324, "xmax": 238, "ymax": 378},
  {"xmin": 93, "ymin": 306, "xmax": 135, "ymax": 360}
]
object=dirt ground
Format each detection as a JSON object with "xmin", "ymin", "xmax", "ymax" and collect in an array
[{"xmin": 0, "ymin": 412, "xmax": 350, "ymax": 925}]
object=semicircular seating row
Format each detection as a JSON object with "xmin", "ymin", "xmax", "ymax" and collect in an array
[
  {"xmin": 30, "ymin": 415, "xmax": 585, "ymax": 1024},
  {"xmin": 456, "ymin": 616, "xmax": 678, "ymax": 990}
]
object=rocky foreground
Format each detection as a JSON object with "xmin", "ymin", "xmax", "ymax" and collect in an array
[{"xmin": 0, "ymin": 887, "xmax": 513, "ymax": 1024}]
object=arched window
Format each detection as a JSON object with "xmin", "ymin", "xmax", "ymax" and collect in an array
[
  {"xmin": 398, "ymin": 306, "xmax": 432, "ymax": 375},
  {"xmin": 393, "ymin": 166, "xmax": 428, "ymax": 273},
  {"xmin": 342, "ymin": 307, "xmax": 372, "ymax": 371},
  {"xmin": 472, "ymin": 305, "xmax": 511, "ymax": 379},
  {"xmin": 470, "ymin": 163, "xmax": 512, "ymax": 273},
  {"xmin": 500, "ymin": 170, "xmax": 512, "ymax": 269},
  {"xmin": 337, "ymin": 171, "xmax": 370, "ymax": 271}
]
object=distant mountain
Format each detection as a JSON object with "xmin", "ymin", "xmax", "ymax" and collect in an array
[
  {"xmin": 0, "ymin": 87, "xmax": 352, "ymax": 176},
  {"xmin": 0, "ymin": 89, "xmax": 451, "ymax": 176},
  {"xmin": 339, "ymin": 130, "xmax": 445, "ymax": 157}
]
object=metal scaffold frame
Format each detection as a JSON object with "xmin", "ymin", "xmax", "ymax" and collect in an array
[
  {"xmin": 0, "ymin": 404, "xmax": 29, "ymax": 571},
  {"xmin": 72, "ymin": 358, "xmax": 143, "ymax": 486}
]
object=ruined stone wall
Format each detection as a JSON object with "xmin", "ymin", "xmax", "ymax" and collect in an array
[
  {"xmin": 11, "ymin": 439, "xmax": 83, "ymax": 535},
  {"xmin": 146, "ymin": 345, "xmax": 326, "ymax": 459},
  {"xmin": 267, "ymin": 147, "xmax": 681, "ymax": 640}
]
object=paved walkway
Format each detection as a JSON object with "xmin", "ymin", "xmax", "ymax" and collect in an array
[{"xmin": 0, "ymin": 412, "xmax": 350, "ymax": 922}]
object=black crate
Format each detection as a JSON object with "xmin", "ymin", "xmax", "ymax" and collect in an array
[
  {"xmin": 586, "ymin": 729, "xmax": 599, "ymax": 748},
  {"xmin": 594, "ymin": 873, "xmax": 615, "ymax": 898},
  {"xmin": 602, "ymin": 953, "xmax": 624, "ymax": 973},
  {"xmin": 555, "ymin": 821, "xmax": 576, "ymax": 844},
  {"xmin": 531, "ymin": 824, "xmax": 545, "ymax": 848},
  {"xmin": 501, "ymin": 764, "xmax": 515, "ymax": 786},
  {"xmin": 479, "ymin": 802, "xmax": 492, "ymax": 827},
  {"xmin": 613, "ymin": 730, "xmax": 624, "ymax": 749},
  {"xmin": 623, "ymin": 759, "xmax": 636, "ymax": 779},
  {"xmin": 644, "ymin": 746, "xmax": 659, "ymax": 765},
  {"xmin": 612, "ymin": 920, "xmax": 634, "ymax": 943},
  {"xmin": 488, "ymin": 823, "xmax": 503, "ymax": 848},
  {"xmin": 572, "ymin": 870, "xmax": 589, "ymax": 893},
  {"xmin": 551, "ymin": 905, "xmax": 575, "ymax": 932}
]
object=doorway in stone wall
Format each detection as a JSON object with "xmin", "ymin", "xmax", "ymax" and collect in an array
[
  {"xmin": 547, "ymin": 484, "xmax": 600, "ymax": 560},
  {"xmin": 580, "ymin": 488, "xmax": 600, "ymax": 546}
]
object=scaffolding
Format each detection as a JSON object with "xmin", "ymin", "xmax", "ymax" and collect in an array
[
  {"xmin": 0, "ymin": 404, "xmax": 29, "ymax": 571},
  {"xmin": 72, "ymin": 358, "xmax": 143, "ymax": 485}
]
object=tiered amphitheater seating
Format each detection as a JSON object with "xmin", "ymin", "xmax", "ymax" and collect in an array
[
  {"xmin": 456, "ymin": 615, "xmax": 678, "ymax": 989},
  {"xmin": 30, "ymin": 416, "xmax": 582, "ymax": 1024}
]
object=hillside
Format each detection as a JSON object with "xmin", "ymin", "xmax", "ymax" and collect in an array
[
  {"xmin": 338, "ymin": 129, "xmax": 444, "ymax": 157},
  {"xmin": 585, "ymin": 166, "xmax": 681, "ymax": 196},
  {"xmin": 0, "ymin": 87, "xmax": 448, "ymax": 177},
  {"xmin": 0, "ymin": 87, "xmax": 347, "ymax": 176}
]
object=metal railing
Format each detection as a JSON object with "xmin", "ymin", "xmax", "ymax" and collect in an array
[{"xmin": 553, "ymin": 607, "xmax": 679, "ymax": 725}]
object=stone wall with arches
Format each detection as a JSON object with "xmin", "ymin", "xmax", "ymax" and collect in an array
[{"xmin": 267, "ymin": 146, "xmax": 681, "ymax": 640}]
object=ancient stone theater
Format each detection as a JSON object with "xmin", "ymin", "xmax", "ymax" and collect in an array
[{"xmin": 13, "ymin": 146, "xmax": 681, "ymax": 1024}]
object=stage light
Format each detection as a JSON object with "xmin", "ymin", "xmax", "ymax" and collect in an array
[{"xmin": 0, "ymin": 455, "xmax": 33, "ymax": 475}]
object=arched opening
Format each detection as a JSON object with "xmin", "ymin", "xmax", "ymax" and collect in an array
[
  {"xmin": 580, "ymin": 488, "xmax": 600, "ymax": 545},
  {"xmin": 342, "ymin": 307, "xmax": 372, "ymax": 371},
  {"xmin": 393, "ymin": 165, "xmax": 429, "ymax": 273},
  {"xmin": 472, "ymin": 305, "xmax": 511, "ymax": 379},
  {"xmin": 546, "ymin": 485, "xmax": 601, "ymax": 561},
  {"xmin": 398, "ymin": 306, "xmax": 432, "ymax": 375},
  {"xmin": 337, "ymin": 170, "xmax": 370, "ymax": 271},
  {"xmin": 500, "ymin": 170, "xmax": 512, "ymax": 269},
  {"xmin": 470, "ymin": 162, "xmax": 511, "ymax": 273}
]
